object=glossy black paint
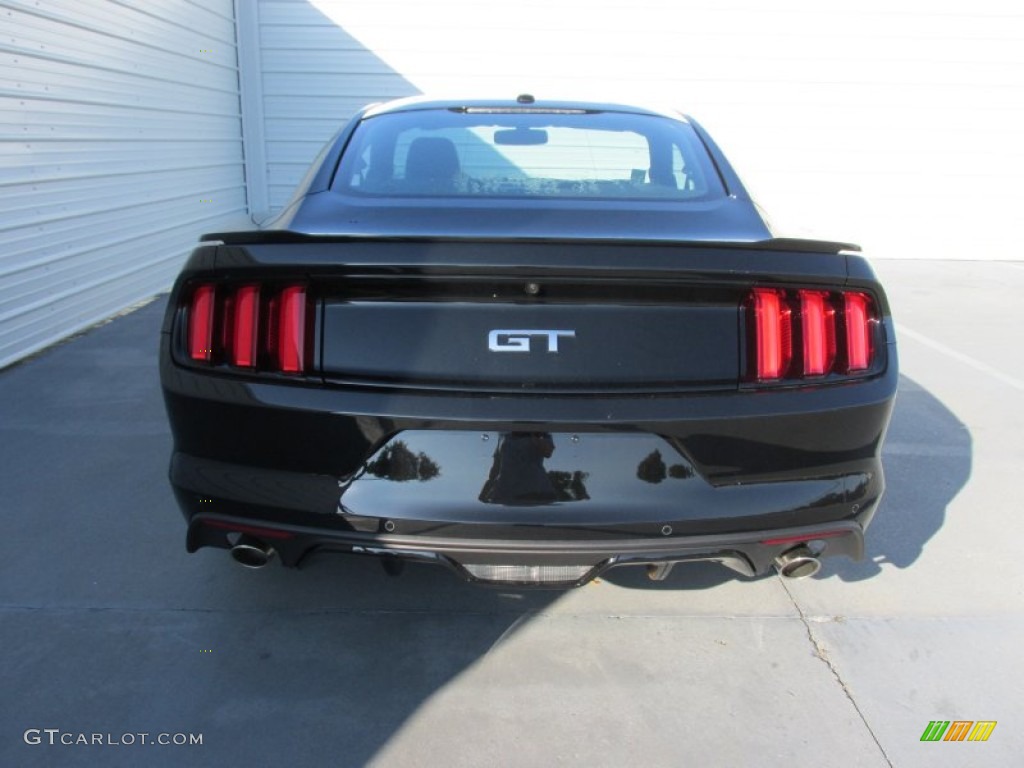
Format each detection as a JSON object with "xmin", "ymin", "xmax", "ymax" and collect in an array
[
  {"xmin": 160, "ymin": 96, "xmax": 897, "ymax": 586},
  {"xmin": 338, "ymin": 431, "xmax": 871, "ymax": 526}
]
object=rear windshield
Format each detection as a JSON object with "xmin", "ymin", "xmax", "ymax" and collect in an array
[{"xmin": 332, "ymin": 108, "xmax": 725, "ymax": 201}]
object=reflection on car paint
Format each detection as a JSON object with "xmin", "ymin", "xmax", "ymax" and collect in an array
[{"xmin": 478, "ymin": 433, "xmax": 590, "ymax": 505}]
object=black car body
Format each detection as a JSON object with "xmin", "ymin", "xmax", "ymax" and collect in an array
[{"xmin": 160, "ymin": 96, "xmax": 897, "ymax": 587}]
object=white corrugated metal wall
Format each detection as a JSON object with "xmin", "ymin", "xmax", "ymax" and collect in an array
[
  {"xmin": 248, "ymin": 0, "xmax": 1024, "ymax": 260},
  {"xmin": 240, "ymin": 0, "xmax": 418, "ymax": 216},
  {"xmin": 0, "ymin": 0, "xmax": 248, "ymax": 369}
]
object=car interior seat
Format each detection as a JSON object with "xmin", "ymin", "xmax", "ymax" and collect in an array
[{"xmin": 404, "ymin": 137, "xmax": 461, "ymax": 190}]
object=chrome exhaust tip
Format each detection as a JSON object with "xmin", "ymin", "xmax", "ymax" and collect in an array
[
  {"xmin": 646, "ymin": 562, "xmax": 675, "ymax": 581},
  {"xmin": 773, "ymin": 546, "xmax": 821, "ymax": 579},
  {"xmin": 230, "ymin": 535, "xmax": 275, "ymax": 569}
]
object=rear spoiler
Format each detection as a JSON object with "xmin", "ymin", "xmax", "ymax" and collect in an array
[{"xmin": 199, "ymin": 230, "xmax": 860, "ymax": 254}]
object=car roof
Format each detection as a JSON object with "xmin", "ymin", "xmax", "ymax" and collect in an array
[{"xmin": 361, "ymin": 94, "xmax": 690, "ymax": 123}]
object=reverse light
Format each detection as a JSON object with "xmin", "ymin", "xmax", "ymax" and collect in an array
[
  {"xmin": 747, "ymin": 286, "xmax": 877, "ymax": 383},
  {"xmin": 461, "ymin": 563, "xmax": 593, "ymax": 584},
  {"xmin": 182, "ymin": 281, "xmax": 310, "ymax": 374}
]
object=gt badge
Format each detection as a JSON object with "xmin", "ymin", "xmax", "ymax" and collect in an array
[{"xmin": 488, "ymin": 330, "xmax": 576, "ymax": 353}]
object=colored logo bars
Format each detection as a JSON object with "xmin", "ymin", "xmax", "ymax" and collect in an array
[{"xmin": 920, "ymin": 721, "xmax": 997, "ymax": 742}]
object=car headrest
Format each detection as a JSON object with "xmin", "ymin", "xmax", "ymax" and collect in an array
[{"xmin": 405, "ymin": 137, "xmax": 461, "ymax": 182}]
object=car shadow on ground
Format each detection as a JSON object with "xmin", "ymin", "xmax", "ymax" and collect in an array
[
  {"xmin": 190, "ymin": 509, "xmax": 751, "ymax": 765},
  {"xmin": 602, "ymin": 373, "xmax": 970, "ymax": 589},
  {"xmin": 821, "ymin": 374, "xmax": 970, "ymax": 582}
]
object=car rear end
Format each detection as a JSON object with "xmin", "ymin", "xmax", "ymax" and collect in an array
[{"xmin": 160, "ymin": 236, "xmax": 896, "ymax": 587}]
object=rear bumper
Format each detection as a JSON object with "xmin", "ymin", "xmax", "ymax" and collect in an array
[
  {"xmin": 170, "ymin": 422, "xmax": 883, "ymax": 586},
  {"xmin": 186, "ymin": 511, "xmax": 867, "ymax": 587},
  {"xmin": 162, "ymin": 336, "xmax": 896, "ymax": 586}
]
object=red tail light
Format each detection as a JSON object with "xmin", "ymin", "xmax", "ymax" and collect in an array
[
  {"xmin": 202, "ymin": 519, "xmax": 295, "ymax": 540},
  {"xmin": 747, "ymin": 287, "xmax": 876, "ymax": 383},
  {"xmin": 275, "ymin": 285, "xmax": 308, "ymax": 373},
  {"xmin": 229, "ymin": 284, "xmax": 260, "ymax": 368},
  {"xmin": 799, "ymin": 290, "xmax": 836, "ymax": 376},
  {"xmin": 751, "ymin": 288, "xmax": 792, "ymax": 380},
  {"xmin": 187, "ymin": 284, "xmax": 216, "ymax": 362},
  {"xmin": 761, "ymin": 530, "xmax": 848, "ymax": 546},
  {"xmin": 182, "ymin": 281, "xmax": 310, "ymax": 374},
  {"xmin": 843, "ymin": 292, "xmax": 872, "ymax": 372}
]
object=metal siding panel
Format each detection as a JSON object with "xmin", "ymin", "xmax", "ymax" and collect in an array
[
  {"xmin": 236, "ymin": 0, "xmax": 269, "ymax": 217},
  {"xmin": 0, "ymin": 0, "xmax": 247, "ymax": 369},
  {"xmin": 256, "ymin": 0, "xmax": 418, "ymax": 213}
]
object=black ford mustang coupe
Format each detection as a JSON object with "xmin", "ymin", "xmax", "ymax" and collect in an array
[{"xmin": 160, "ymin": 95, "xmax": 897, "ymax": 587}]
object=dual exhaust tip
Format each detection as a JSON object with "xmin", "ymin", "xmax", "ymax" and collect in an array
[
  {"xmin": 230, "ymin": 535, "xmax": 275, "ymax": 569},
  {"xmin": 774, "ymin": 546, "xmax": 822, "ymax": 579}
]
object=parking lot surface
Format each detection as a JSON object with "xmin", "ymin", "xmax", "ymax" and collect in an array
[{"xmin": 1, "ymin": 260, "xmax": 1021, "ymax": 767}]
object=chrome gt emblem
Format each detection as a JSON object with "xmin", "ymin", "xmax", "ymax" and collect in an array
[{"xmin": 488, "ymin": 329, "xmax": 576, "ymax": 353}]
